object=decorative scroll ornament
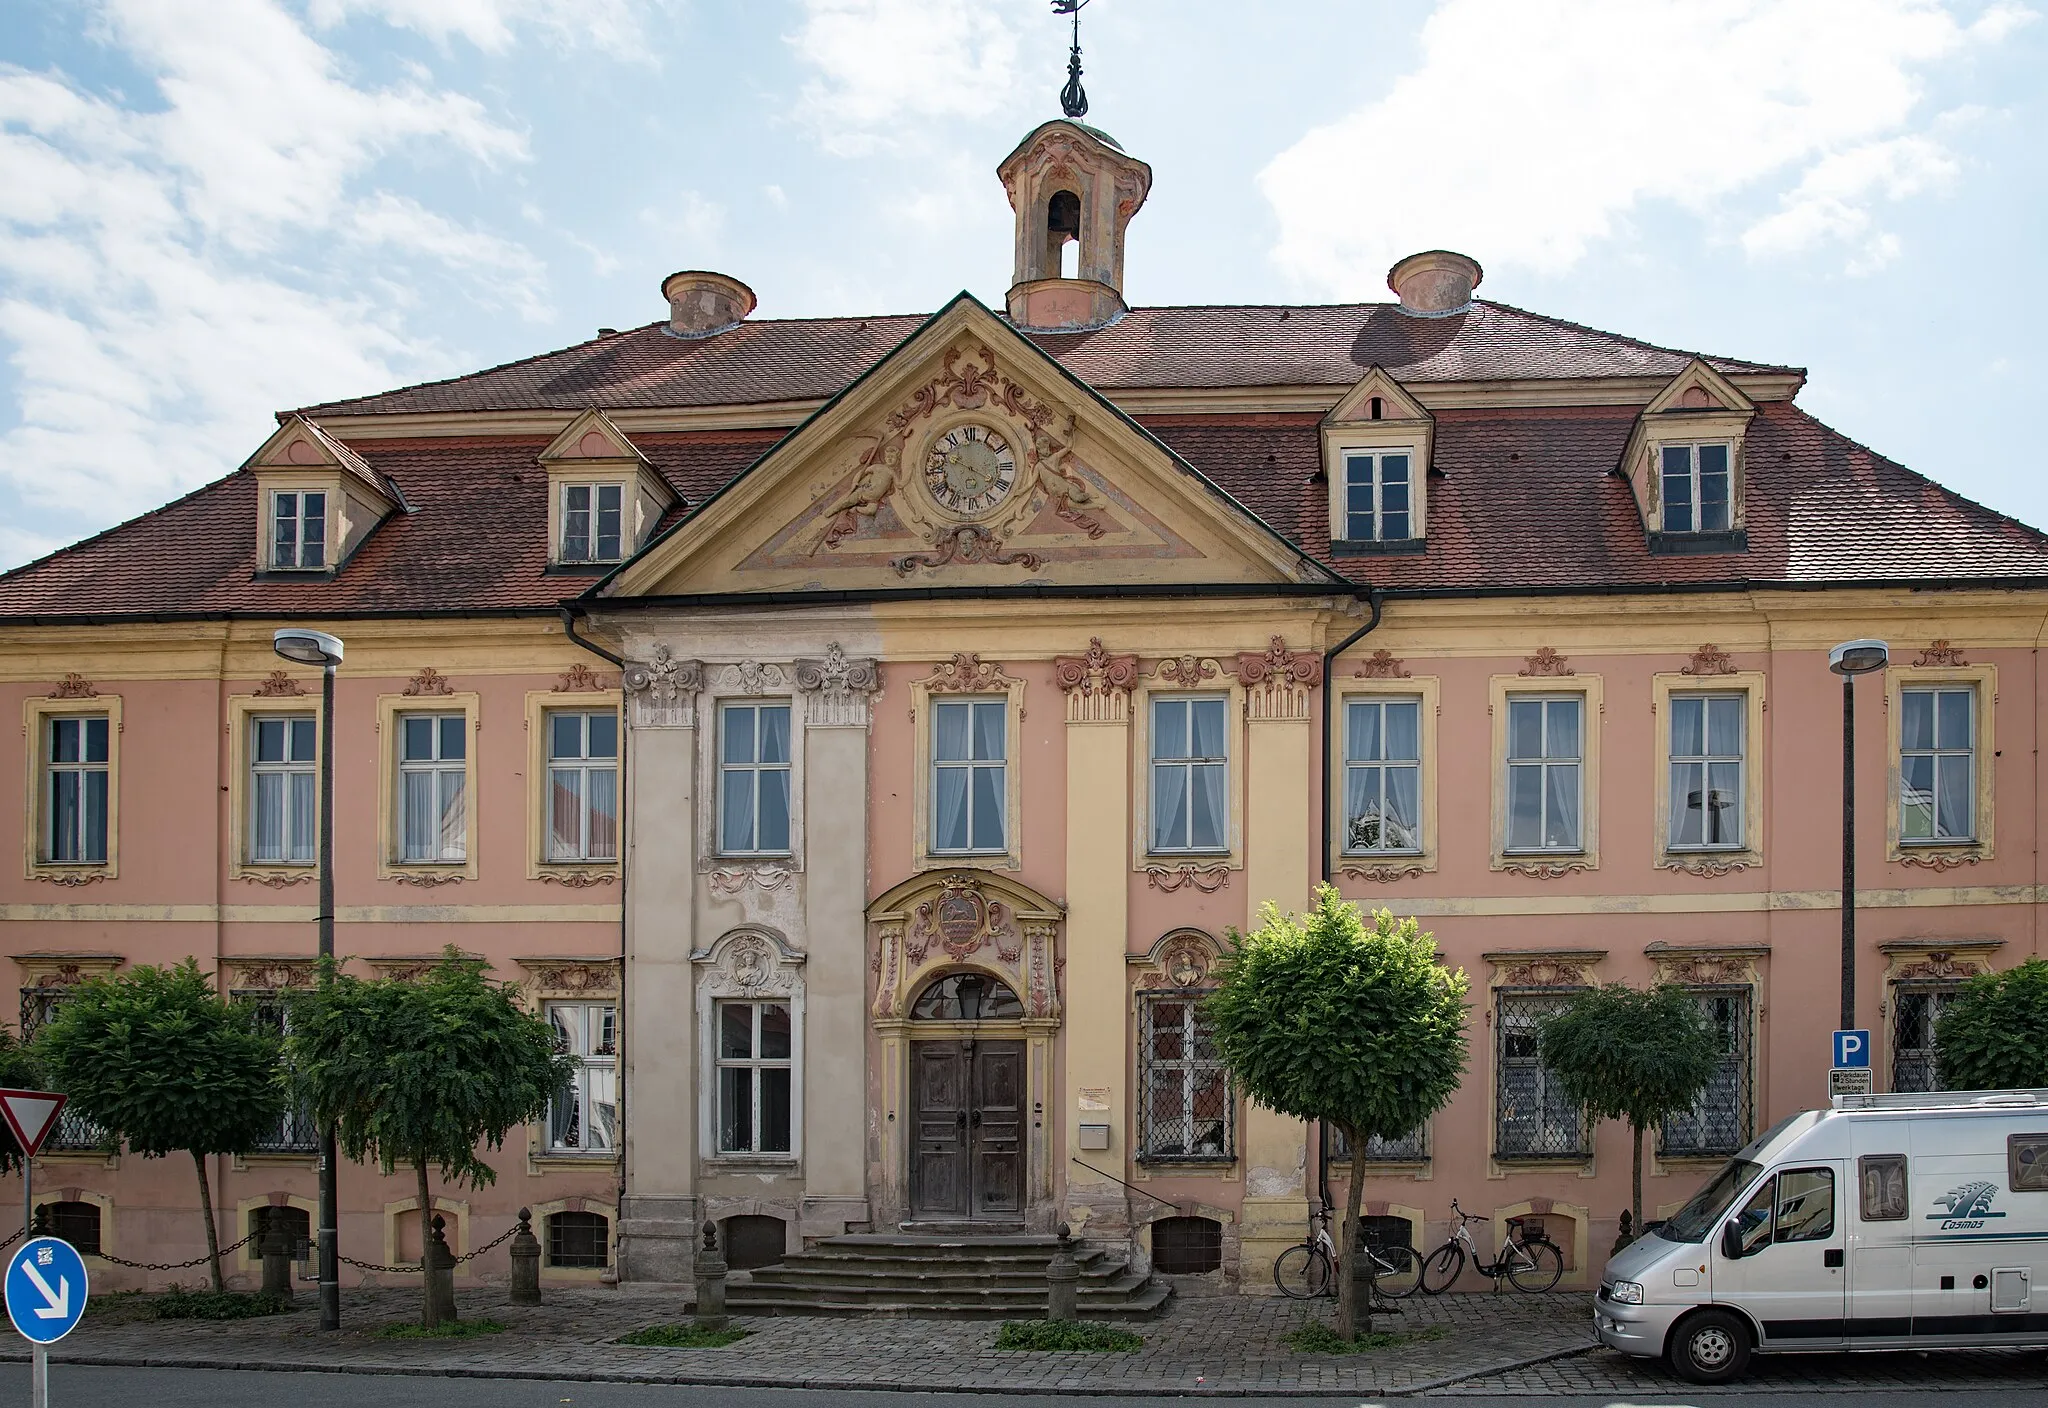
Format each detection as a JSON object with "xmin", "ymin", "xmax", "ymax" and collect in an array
[
  {"xmin": 1682, "ymin": 644, "xmax": 1737, "ymax": 677},
  {"xmin": 1500, "ymin": 860, "xmax": 1592, "ymax": 880},
  {"xmin": 1660, "ymin": 856, "xmax": 1757, "ymax": 878},
  {"xmin": 1136, "ymin": 933, "xmax": 1218, "ymax": 991},
  {"xmin": 391, "ymin": 871, "xmax": 464, "ymax": 887},
  {"xmin": 1660, "ymin": 956, "xmax": 1753, "ymax": 986},
  {"xmin": 48, "ymin": 673, "xmax": 99, "ymax": 699},
  {"xmin": 1143, "ymin": 863, "xmax": 1231, "ymax": 894},
  {"xmin": 253, "ymin": 671, "xmax": 305, "ymax": 698},
  {"xmin": 1915, "ymin": 640, "xmax": 1969, "ymax": 667},
  {"xmin": 892, "ymin": 524, "xmax": 1043, "ymax": 576},
  {"xmin": 1895, "ymin": 950, "xmax": 1989, "ymax": 981},
  {"xmin": 230, "ymin": 961, "xmax": 314, "ymax": 991},
  {"xmin": 1338, "ymin": 863, "xmax": 1426, "ymax": 883},
  {"xmin": 1353, "ymin": 650, "xmax": 1410, "ymax": 679},
  {"xmin": 403, "ymin": 667, "xmax": 455, "ymax": 696},
  {"xmin": 32, "ymin": 872, "xmax": 107, "ymax": 887},
  {"xmin": 530, "ymin": 962, "xmax": 620, "ymax": 997},
  {"xmin": 718, "ymin": 660, "xmax": 788, "ymax": 697},
  {"xmin": 1897, "ymin": 851, "xmax": 1980, "ymax": 872},
  {"xmin": 537, "ymin": 870, "xmax": 616, "ymax": 887},
  {"xmin": 906, "ymin": 874, "xmax": 1022, "ymax": 964},
  {"xmin": 1055, "ymin": 637, "xmax": 1138, "ymax": 722},
  {"xmin": 709, "ymin": 865, "xmax": 794, "ymax": 898},
  {"xmin": 238, "ymin": 871, "xmax": 314, "ymax": 888},
  {"xmin": 554, "ymin": 662, "xmax": 615, "ymax": 693},
  {"xmin": 1230, "ymin": 636, "xmax": 1322, "ymax": 721},
  {"xmin": 917, "ymin": 653, "xmax": 1017, "ymax": 694},
  {"xmin": 623, "ymin": 644, "xmax": 703, "ymax": 728},
  {"xmin": 794, "ymin": 642, "xmax": 880, "ymax": 699},
  {"xmin": 1520, "ymin": 647, "xmax": 1574, "ymax": 677},
  {"xmin": 1496, "ymin": 956, "xmax": 1600, "ymax": 988},
  {"xmin": 1154, "ymin": 655, "xmax": 1218, "ymax": 687}
]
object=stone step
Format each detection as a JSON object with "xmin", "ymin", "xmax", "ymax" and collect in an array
[
  {"xmin": 774, "ymin": 1249, "xmax": 1118, "ymax": 1276},
  {"xmin": 742, "ymin": 1263, "xmax": 1142, "ymax": 1292},
  {"xmin": 725, "ymin": 1281, "xmax": 1172, "ymax": 1319}
]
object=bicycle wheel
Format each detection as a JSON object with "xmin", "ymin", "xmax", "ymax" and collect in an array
[
  {"xmin": 1419, "ymin": 1242, "xmax": 1464, "ymax": 1295},
  {"xmin": 1507, "ymin": 1239, "xmax": 1564, "ymax": 1293},
  {"xmin": 1370, "ymin": 1244, "xmax": 1423, "ymax": 1299},
  {"xmin": 1273, "ymin": 1243, "xmax": 1332, "ymax": 1299}
]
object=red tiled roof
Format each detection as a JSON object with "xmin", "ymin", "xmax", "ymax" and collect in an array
[{"xmin": 295, "ymin": 300, "xmax": 1796, "ymax": 419}]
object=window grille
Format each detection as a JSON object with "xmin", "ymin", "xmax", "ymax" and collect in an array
[
  {"xmin": 546, "ymin": 1210, "xmax": 609, "ymax": 1268},
  {"xmin": 561, "ymin": 483, "xmax": 623, "ymax": 563},
  {"xmin": 931, "ymin": 698, "xmax": 1006, "ymax": 854},
  {"xmin": 719, "ymin": 702, "xmax": 792, "ymax": 855},
  {"xmin": 1150, "ymin": 1215, "xmax": 1223, "ymax": 1274},
  {"xmin": 547, "ymin": 1001, "xmax": 619, "ymax": 1153},
  {"xmin": 1150, "ymin": 696, "xmax": 1228, "ymax": 853},
  {"xmin": 1660, "ymin": 444, "xmax": 1731, "ymax": 533},
  {"xmin": 398, "ymin": 714, "xmax": 466, "ymax": 863},
  {"xmin": 38, "ymin": 1201, "xmax": 100, "ymax": 1256},
  {"xmin": 270, "ymin": 490, "xmax": 326, "ymax": 569},
  {"xmin": 1668, "ymin": 694, "xmax": 1744, "ymax": 849},
  {"xmin": 250, "ymin": 715, "xmax": 318, "ymax": 864},
  {"xmin": 233, "ymin": 992, "xmax": 319, "ymax": 1153},
  {"xmin": 1900, "ymin": 687, "xmax": 1975, "ymax": 842},
  {"xmin": 1358, "ymin": 1214, "xmax": 1414, "ymax": 1253},
  {"xmin": 1327, "ymin": 1121, "xmax": 1426, "ymax": 1163},
  {"xmin": 1343, "ymin": 451, "xmax": 1413, "ymax": 541},
  {"xmin": 1891, "ymin": 983, "xmax": 1960, "ymax": 1093},
  {"xmin": 1505, "ymin": 697, "xmax": 1582, "ymax": 852},
  {"xmin": 245, "ymin": 1204, "xmax": 311, "ymax": 1262},
  {"xmin": 716, "ymin": 1000, "xmax": 792, "ymax": 1154},
  {"xmin": 1344, "ymin": 697, "xmax": 1421, "ymax": 853},
  {"xmin": 19, "ymin": 988, "xmax": 107, "ymax": 1151},
  {"xmin": 1660, "ymin": 989, "xmax": 1753, "ymax": 1158},
  {"xmin": 43, "ymin": 715, "xmax": 109, "ymax": 864},
  {"xmin": 1140, "ymin": 996, "xmax": 1233, "ymax": 1162},
  {"xmin": 1495, "ymin": 989, "xmax": 1586, "ymax": 1159},
  {"xmin": 547, "ymin": 711, "xmax": 619, "ymax": 861}
]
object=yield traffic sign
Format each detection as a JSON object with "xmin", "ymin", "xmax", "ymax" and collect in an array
[
  {"xmin": 6, "ymin": 1236, "xmax": 88, "ymax": 1344},
  {"xmin": 0, "ymin": 1089, "xmax": 68, "ymax": 1159}
]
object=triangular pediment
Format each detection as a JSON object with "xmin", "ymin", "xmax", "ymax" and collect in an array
[
  {"xmin": 602, "ymin": 294, "xmax": 1337, "ymax": 598},
  {"xmin": 247, "ymin": 416, "xmax": 391, "ymax": 505},
  {"xmin": 1643, "ymin": 358, "xmax": 1755, "ymax": 417},
  {"xmin": 540, "ymin": 408, "xmax": 650, "ymax": 468},
  {"xmin": 1323, "ymin": 366, "xmax": 1431, "ymax": 428}
]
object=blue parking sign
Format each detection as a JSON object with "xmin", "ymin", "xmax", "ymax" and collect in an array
[
  {"xmin": 1833, "ymin": 1029, "xmax": 1871, "ymax": 1070},
  {"xmin": 7, "ymin": 1236, "xmax": 88, "ymax": 1344}
]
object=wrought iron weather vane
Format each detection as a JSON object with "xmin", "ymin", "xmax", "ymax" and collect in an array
[{"xmin": 1052, "ymin": 0, "xmax": 1091, "ymax": 119}]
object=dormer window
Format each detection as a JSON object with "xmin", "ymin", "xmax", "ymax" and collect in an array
[
  {"xmin": 562, "ymin": 483, "xmax": 624, "ymax": 563},
  {"xmin": 270, "ymin": 490, "xmax": 327, "ymax": 569},
  {"xmin": 1344, "ymin": 452, "xmax": 1413, "ymax": 542},
  {"xmin": 1660, "ymin": 444, "xmax": 1732, "ymax": 534}
]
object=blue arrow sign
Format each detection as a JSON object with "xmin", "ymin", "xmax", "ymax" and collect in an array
[{"xmin": 7, "ymin": 1236, "xmax": 88, "ymax": 1344}]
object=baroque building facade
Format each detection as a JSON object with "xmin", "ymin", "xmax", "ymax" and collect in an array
[{"xmin": 3, "ymin": 116, "xmax": 2046, "ymax": 1294}]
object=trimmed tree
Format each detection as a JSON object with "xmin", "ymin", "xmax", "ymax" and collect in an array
[
  {"xmin": 35, "ymin": 961, "xmax": 286, "ymax": 1290},
  {"xmin": 0, "ymin": 1029, "xmax": 43, "ymax": 1177},
  {"xmin": 1935, "ymin": 958, "xmax": 2048, "ymax": 1090},
  {"xmin": 1204, "ymin": 887, "xmax": 1469, "ymax": 1340},
  {"xmin": 1538, "ymin": 983, "xmax": 1723, "ymax": 1242},
  {"xmin": 288, "ymin": 949, "xmax": 576, "ymax": 1326}
]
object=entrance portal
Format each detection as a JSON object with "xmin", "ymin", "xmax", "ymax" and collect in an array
[{"xmin": 911, "ymin": 1038, "xmax": 1024, "ymax": 1219}]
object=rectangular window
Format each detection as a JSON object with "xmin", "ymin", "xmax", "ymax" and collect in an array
[
  {"xmin": 43, "ymin": 715, "xmax": 109, "ymax": 864},
  {"xmin": 1668, "ymin": 693, "xmax": 1744, "ymax": 849},
  {"xmin": 561, "ymin": 483, "xmax": 624, "ymax": 563},
  {"xmin": 1506, "ymin": 696, "xmax": 1582, "ymax": 852},
  {"xmin": 547, "ymin": 1002, "xmax": 618, "ymax": 1154},
  {"xmin": 270, "ymin": 490, "xmax": 327, "ymax": 568},
  {"xmin": 546, "ymin": 711, "xmax": 618, "ymax": 861},
  {"xmin": 1150, "ymin": 696, "xmax": 1228, "ymax": 853},
  {"xmin": 931, "ymin": 698, "xmax": 1006, "ymax": 854},
  {"xmin": 1140, "ymin": 996, "xmax": 1233, "ymax": 1161},
  {"xmin": 1859, "ymin": 1154, "xmax": 1908, "ymax": 1221},
  {"xmin": 18, "ymin": 988, "xmax": 107, "ymax": 1150},
  {"xmin": 1900, "ymin": 685, "xmax": 1975, "ymax": 842},
  {"xmin": 1343, "ymin": 451, "xmax": 1413, "ymax": 541},
  {"xmin": 2009, "ymin": 1135, "xmax": 2048, "ymax": 1192},
  {"xmin": 236, "ymin": 994, "xmax": 320, "ymax": 1153},
  {"xmin": 719, "ymin": 702, "xmax": 792, "ymax": 855},
  {"xmin": 1890, "ymin": 983, "xmax": 1959, "ymax": 1093},
  {"xmin": 1327, "ymin": 1122, "xmax": 1426, "ymax": 1164},
  {"xmin": 397, "ymin": 713, "xmax": 466, "ymax": 863},
  {"xmin": 249, "ymin": 715, "xmax": 318, "ymax": 864},
  {"xmin": 1344, "ymin": 696, "xmax": 1421, "ymax": 853},
  {"xmin": 1660, "ymin": 990, "xmax": 1753, "ymax": 1158},
  {"xmin": 1731, "ymin": 1168, "xmax": 1835, "ymax": 1254},
  {"xmin": 1660, "ymin": 444, "xmax": 1731, "ymax": 534},
  {"xmin": 1495, "ymin": 990, "xmax": 1586, "ymax": 1159},
  {"xmin": 715, "ymin": 1000, "xmax": 792, "ymax": 1155}
]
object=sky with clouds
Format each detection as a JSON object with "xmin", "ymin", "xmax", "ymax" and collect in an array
[{"xmin": 2, "ymin": 0, "xmax": 2043, "ymax": 570}]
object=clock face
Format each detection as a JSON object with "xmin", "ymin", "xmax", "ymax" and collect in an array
[{"xmin": 924, "ymin": 424, "xmax": 1017, "ymax": 516}]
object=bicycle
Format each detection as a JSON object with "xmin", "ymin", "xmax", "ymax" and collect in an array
[
  {"xmin": 1416, "ymin": 1198, "xmax": 1564, "ymax": 1294},
  {"xmin": 1272, "ymin": 1203, "xmax": 1422, "ymax": 1300}
]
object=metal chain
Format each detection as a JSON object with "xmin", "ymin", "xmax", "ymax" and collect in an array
[
  {"xmin": 336, "ymin": 1217, "xmax": 523, "ymax": 1273},
  {"xmin": 338, "ymin": 1254, "xmax": 425, "ymax": 1274},
  {"xmin": 0, "ymin": 1226, "xmax": 21, "ymax": 1252},
  {"xmin": 452, "ymin": 1220, "xmax": 522, "ymax": 1264},
  {"xmin": 97, "ymin": 1231, "xmax": 256, "ymax": 1272}
]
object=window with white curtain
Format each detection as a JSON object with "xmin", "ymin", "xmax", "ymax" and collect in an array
[
  {"xmin": 547, "ymin": 711, "xmax": 618, "ymax": 861},
  {"xmin": 720, "ymin": 702, "xmax": 792, "ymax": 855},
  {"xmin": 1900, "ymin": 685, "xmax": 1974, "ymax": 842},
  {"xmin": 1506, "ymin": 696, "xmax": 1582, "ymax": 852},
  {"xmin": 931, "ymin": 698, "xmax": 1006, "ymax": 854},
  {"xmin": 398, "ymin": 713, "xmax": 466, "ymax": 863},
  {"xmin": 250, "ymin": 715, "xmax": 317, "ymax": 864},
  {"xmin": 1668, "ymin": 694, "xmax": 1744, "ymax": 849},
  {"xmin": 561, "ymin": 483, "xmax": 623, "ymax": 563},
  {"xmin": 1150, "ymin": 695, "xmax": 1228, "ymax": 853},
  {"xmin": 43, "ymin": 715, "xmax": 109, "ymax": 864},
  {"xmin": 1344, "ymin": 697, "xmax": 1420, "ymax": 853},
  {"xmin": 716, "ymin": 1000, "xmax": 792, "ymax": 1155},
  {"xmin": 548, "ymin": 1002, "xmax": 618, "ymax": 1153}
]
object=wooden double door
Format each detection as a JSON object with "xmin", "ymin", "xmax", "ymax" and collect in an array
[{"xmin": 910, "ymin": 1038, "xmax": 1025, "ymax": 1219}]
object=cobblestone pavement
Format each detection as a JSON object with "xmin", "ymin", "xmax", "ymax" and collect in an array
[{"xmin": 1444, "ymin": 1340, "xmax": 2048, "ymax": 1396}]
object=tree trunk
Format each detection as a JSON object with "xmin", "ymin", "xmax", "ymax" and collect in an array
[
  {"xmin": 1631, "ymin": 1121, "xmax": 1645, "ymax": 1246},
  {"xmin": 1336, "ymin": 1121, "xmax": 1369, "ymax": 1341},
  {"xmin": 191, "ymin": 1150, "xmax": 224, "ymax": 1293},
  {"xmin": 415, "ymin": 1160, "xmax": 437, "ymax": 1328}
]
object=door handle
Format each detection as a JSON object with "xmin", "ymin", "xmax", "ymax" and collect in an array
[
  {"xmin": 970, "ymin": 1110, "xmax": 983, "ymax": 1128},
  {"xmin": 956, "ymin": 1111, "xmax": 968, "ymax": 1130},
  {"xmin": 1824, "ymin": 1248, "xmax": 1844, "ymax": 1269}
]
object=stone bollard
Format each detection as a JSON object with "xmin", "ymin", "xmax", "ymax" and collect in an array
[
  {"xmin": 693, "ymin": 1220, "xmax": 728, "ymax": 1329},
  {"xmin": 424, "ymin": 1213, "xmax": 459, "ymax": 1327},
  {"xmin": 509, "ymin": 1207, "xmax": 541, "ymax": 1305},
  {"xmin": 259, "ymin": 1207, "xmax": 294, "ymax": 1300},
  {"xmin": 1046, "ymin": 1222, "xmax": 1079, "ymax": 1323},
  {"xmin": 1611, "ymin": 1209, "xmax": 1635, "ymax": 1257}
]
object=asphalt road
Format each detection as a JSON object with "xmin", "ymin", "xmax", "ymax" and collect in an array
[{"xmin": 7, "ymin": 1365, "xmax": 2048, "ymax": 1408}]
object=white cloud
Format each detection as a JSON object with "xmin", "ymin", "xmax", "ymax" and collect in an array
[
  {"xmin": 1259, "ymin": 0, "xmax": 2033, "ymax": 294},
  {"xmin": 787, "ymin": 0, "xmax": 1027, "ymax": 155},
  {"xmin": 307, "ymin": 0, "xmax": 666, "ymax": 59}
]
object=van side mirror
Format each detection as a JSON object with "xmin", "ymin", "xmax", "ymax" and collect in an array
[{"xmin": 1721, "ymin": 1222, "xmax": 1744, "ymax": 1260}]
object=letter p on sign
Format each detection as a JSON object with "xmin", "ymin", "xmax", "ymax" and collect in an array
[{"xmin": 1834, "ymin": 1030, "xmax": 1870, "ymax": 1069}]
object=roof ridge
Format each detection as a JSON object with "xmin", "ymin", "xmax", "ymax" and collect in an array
[{"xmin": 1479, "ymin": 298, "xmax": 1804, "ymax": 378}]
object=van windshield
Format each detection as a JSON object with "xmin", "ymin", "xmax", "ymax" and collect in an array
[{"xmin": 1660, "ymin": 1159, "xmax": 1764, "ymax": 1244}]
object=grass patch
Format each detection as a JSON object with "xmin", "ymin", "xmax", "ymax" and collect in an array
[
  {"xmin": 148, "ymin": 1287, "xmax": 293, "ymax": 1321},
  {"xmin": 373, "ymin": 1317, "xmax": 508, "ymax": 1340},
  {"xmin": 615, "ymin": 1323, "xmax": 753, "ymax": 1349},
  {"xmin": 994, "ymin": 1319, "xmax": 1143, "ymax": 1352},
  {"xmin": 1284, "ymin": 1320, "xmax": 1448, "ymax": 1355}
]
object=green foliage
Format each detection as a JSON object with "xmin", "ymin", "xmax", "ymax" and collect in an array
[
  {"xmin": 149, "ymin": 1287, "xmax": 292, "ymax": 1320},
  {"xmin": 35, "ymin": 960, "xmax": 284, "ymax": 1159},
  {"xmin": 0, "ymin": 1028, "xmax": 45, "ymax": 1174},
  {"xmin": 287, "ymin": 949, "xmax": 576, "ymax": 1190},
  {"xmin": 375, "ymin": 1317, "xmax": 508, "ymax": 1339},
  {"xmin": 993, "ymin": 1320, "xmax": 1143, "ymax": 1351},
  {"xmin": 1203, "ymin": 889, "xmax": 1470, "ymax": 1147},
  {"xmin": 1283, "ymin": 1320, "xmax": 1447, "ymax": 1354},
  {"xmin": 1537, "ymin": 983, "xmax": 1722, "ymax": 1133},
  {"xmin": 616, "ymin": 1323, "xmax": 754, "ymax": 1348},
  {"xmin": 1935, "ymin": 958, "xmax": 2048, "ymax": 1090}
]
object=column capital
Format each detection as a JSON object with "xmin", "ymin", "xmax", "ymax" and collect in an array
[
  {"xmin": 795, "ymin": 641, "xmax": 882, "ymax": 727},
  {"xmin": 1055, "ymin": 637, "xmax": 1139, "ymax": 724},
  {"xmin": 1228, "ymin": 635, "xmax": 1322, "ymax": 721},
  {"xmin": 623, "ymin": 644, "xmax": 702, "ymax": 728}
]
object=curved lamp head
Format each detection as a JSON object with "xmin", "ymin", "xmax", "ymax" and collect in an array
[
  {"xmin": 1828, "ymin": 639, "xmax": 1889, "ymax": 677},
  {"xmin": 273, "ymin": 628, "xmax": 345, "ymax": 668}
]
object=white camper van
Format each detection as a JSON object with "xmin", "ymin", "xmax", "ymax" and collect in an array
[{"xmin": 1595, "ymin": 1089, "xmax": 2048, "ymax": 1384}]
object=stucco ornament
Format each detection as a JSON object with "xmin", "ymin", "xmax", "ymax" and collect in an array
[
  {"xmin": 1353, "ymin": 649, "xmax": 1410, "ymax": 679},
  {"xmin": 230, "ymin": 961, "xmax": 314, "ymax": 991},
  {"xmin": 253, "ymin": 671, "xmax": 305, "ymax": 697},
  {"xmin": 1154, "ymin": 655, "xmax": 1218, "ymax": 687},
  {"xmin": 1519, "ymin": 647, "xmax": 1574, "ymax": 677},
  {"xmin": 1229, "ymin": 636, "xmax": 1321, "ymax": 721},
  {"xmin": 1915, "ymin": 639, "xmax": 1969, "ymax": 667},
  {"xmin": 555, "ymin": 662, "xmax": 615, "ymax": 692},
  {"xmin": 916, "ymin": 653, "xmax": 1018, "ymax": 694},
  {"xmin": 1338, "ymin": 862, "xmax": 1426, "ymax": 883},
  {"xmin": 624, "ymin": 645, "xmax": 703, "ymax": 728},
  {"xmin": 720, "ymin": 660, "xmax": 787, "ymax": 696},
  {"xmin": 1055, "ymin": 637, "xmax": 1138, "ymax": 722},
  {"xmin": 870, "ymin": 871, "xmax": 1062, "ymax": 1023},
  {"xmin": 48, "ymin": 673, "xmax": 99, "ymax": 699},
  {"xmin": 402, "ymin": 667, "xmax": 455, "ymax": 696},
  {"xmin": 1131, "ymin": 930, "xmax": 1224, "ymax": 991},
  {"xmin": 1681, "ymin": 644, "xmax": 1736, "ymax": 677},
  {"xmin": 1143, "ymin": 863, "xmax": 1230, "ymax": 893}
]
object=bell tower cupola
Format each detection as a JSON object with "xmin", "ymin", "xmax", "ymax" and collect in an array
[{"xmin": 998, "ymin": 120, "xmax": 1151, "ymax": 331}]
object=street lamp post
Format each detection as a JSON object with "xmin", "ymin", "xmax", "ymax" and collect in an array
[
  {"xmin": 1828, "ymin": 639, "xmax": 1889, "ymax": 1035},
  {"xmin": 274, "ymin": 628, "xmax": 345, "ymax": 1332}
]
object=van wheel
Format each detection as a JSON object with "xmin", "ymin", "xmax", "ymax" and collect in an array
[{"xmin": 1667, "ymin": 1308, "xmax": 1752, "ymax": 1385}]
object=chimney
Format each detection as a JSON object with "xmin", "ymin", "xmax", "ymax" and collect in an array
[
  {"xmin": 661, "ymin": 271, "xmax": 756, "ymax": 339},
  {"xmin": 1387, "ymin": 251, "xmax": 1482, "ymax": 317}
]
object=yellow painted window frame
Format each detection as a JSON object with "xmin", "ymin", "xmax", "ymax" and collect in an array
[
  {"xmin": 1650, "ymin": 671, "xmax": 1766, "ymax": 870},
  {"xmin": 1886, "ymin": 662, "xmax": 1996, "ymax": 862},
  {"xmin": 1331, "ymin": 677, "xmax": 1439, "ymax": 874},
  {"xmin": 524, "ymin": 690, "xmax": 624, "ymax": 881},
  {"xmin": 546, "ymin": 469, "xmax": 637, "ymax": 566},
  {"xmin": 227, "ymin": 692, "xmax": 321, "ymax": 881},
  {"xmin": 1488, "ymin": 674, "xmax": 1603, "ymax": 872},
  {"xmin": 23, "ymin": 693, "xmax": 122, "ymax": 883},
  {"xmin": 909, "ymin": 676, "xmax": 1026, "ymax": 873},
  {"xmin": 1130, "ymin": 674, "xmax": 1245, "ymax": 873},
  {"xmin": 375, "ymin": 691, "xmax": 481, "ymax": 882},
  {"xmin": 256, "ymin": 473, "xmax": 343, "ymax": 572}
]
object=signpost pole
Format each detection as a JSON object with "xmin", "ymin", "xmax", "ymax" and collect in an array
[{"xmin": 31, "ymin": 1343, "xmax": 46, "ymax": 1408}]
